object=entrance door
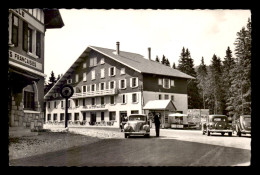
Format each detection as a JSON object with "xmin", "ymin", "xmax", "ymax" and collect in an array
[
  {"xmin": 120, "ymin": 111, "xmax": 127, "ymax": 123},
  {"xmin": 90, "ymin": 112, "xmax": 96, "ymax": 125}
]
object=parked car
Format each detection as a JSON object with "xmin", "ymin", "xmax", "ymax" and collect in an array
[
  {"xmin": 202, "ymin": 115, "xmax": 232, "ymax": 136},
  {"xmin": 123, "ymin": 114, "xmax": 150, "ymax": 138},
  {"xmin": 233, "ymin": 115, "xmax": 251, "ymax": 137}
]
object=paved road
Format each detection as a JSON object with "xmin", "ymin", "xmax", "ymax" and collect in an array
[{"xmin": 10, "ymin": 129, "xmax": 251, "ymax": 166}]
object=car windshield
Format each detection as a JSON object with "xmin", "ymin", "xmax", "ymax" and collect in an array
[
  {"xmin": 213, "ymin": 117, "xmax": 226, "ymax": 122},
  {"xmin": 129, "ymin": 115, "xmax": 146, "ymax": 121}
]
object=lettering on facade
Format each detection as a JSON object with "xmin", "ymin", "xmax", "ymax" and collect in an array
[{"xmin": 9, "ymin": 50, "xmax": 42, "ymax": 70}]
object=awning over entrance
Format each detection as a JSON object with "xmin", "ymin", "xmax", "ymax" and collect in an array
[{"xmin": 143, "ymin": 100, "xmax": 177, "ymax": 111}]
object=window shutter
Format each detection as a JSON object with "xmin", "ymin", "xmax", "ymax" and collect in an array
[
  {"xmin": 12, "ymin": 15, "xmax": 18, "ymax": 47},
  {"xmin": 36, "ymin": 31, "xmax": 41, "ymax": 57},
  {"xmin": 108, "ymin": 68, "xmax": 111, "ymax": 76},
  {"xmin": 136, "ymin": 93, "xmax": 139, "ymax": 103},
  {"xmin": 125, "ymin": 94, "xmax": 128, "ymax": 104},
  {"xmin": 130, "ymin": 78, "xmax": 132, "ymax": 88},
  {"xmin": 136, "ymin": 78, "xmax": 139, "ymax": 87},
  {"xmin": 23, "ymin": 21, "xmax": 28, "ymax": 52}
]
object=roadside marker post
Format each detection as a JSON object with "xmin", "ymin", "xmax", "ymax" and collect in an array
[{"xmin": 60, "ymin": 85, "xmax": 74, "ymax": 129}]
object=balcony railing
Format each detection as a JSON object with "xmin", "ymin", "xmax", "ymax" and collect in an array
[{"xmin": 71, "ymin": 88, "xmax": 118, "ymax": 99}]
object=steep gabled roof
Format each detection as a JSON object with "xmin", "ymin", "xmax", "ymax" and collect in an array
[
  {"xmin": 90, "ymin": 46, "xmax": 195, "ymax": 79},
  {"xmin": 44, "ymin": 45, "xmax": 194, "ymax": 100}
]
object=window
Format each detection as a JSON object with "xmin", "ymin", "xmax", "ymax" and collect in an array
[
  {"xmin": 75, "ymin": 99, "xmax": 79, "ymax": 107},
  {"xmin": 54, "ymin": 101, "xmax": 57, "ymax": 108},
  {"xmin": 28, "ymin": 27, "xmax": 33, "ymax": 53},
  {"xmin": 171, "ymin": 79, "xmax": 175, "ymax": 87},
  {"xmin": 109, "ymin": 67, "xmax": 116, "ymax": 76},
  {"xmin": 83, "ymin": 98, "xmax": 86, "ymax": 106},
  {"xmin": 171, "ymin": 95, "xmax": 174, "ymax": 101},
  {"xmin": 159, "ymin": 94, "xmax": 162, "ymax": 100},
  {"xmin": 83, "ymin": 112, "xmax": 86, "ymax": 121},
  {"xmin": 75, "ymin": 74, "xmax": 79, "ymax": 83},
  {"xmin": 68, "ymin": 100, "xmax": 71, "ymax": 108},
  {"xmin": 82, "ymin": 86, "xmax": 87, "ymax": 93},
  {"xmin": 91, "ymin": 97, "xmax": 96, "ymax": 105},
  {"xmin": 12, "ymin": 15, "xmax": 19, "ymax": 46},
  {"xmin": 36, "ymin": 31, "xmax": 41, "ymax": 57},
  {"xmin": 67, "ymin": 79, "xmax": 72, "ymax": 84},
  {"xmin": 83, "ymin": 63, "xmax": 87, "ymax": 68},
  {"xmin": 101, "ymin": 97, "xmax": 105, "ymax": 105},
  {"xmin": 122, "ymin": 94, "xmax": 127, "ymax": 104},
  {"xmin": 91, "ymin": 84, "xmax": 96, "ymax": 91},
  {"xmin": 74, "ymin": 113, "xmax": 79, "ymax": 121},
  {"xmin": 91, "ymin": 70, "xmax": 95, "ymax": 80},
  {"xmin": 47, "ymin": 114, "xmax": 51, "ymax": 121},
  {"xmin": 100, "ymin": 58, "xmax": 105, "ymax": 64},
  {"xmin": 132, "ymin": 93, "xmax": 138, "ymax": 103},
  {"xmin": 53, "ymin": 114, "xmax": 57, "ymax": 121},
  {"xmin": 158, "ymin": 78, "xmax": 163, "ymax": 85},
  {"xmin": 83, "ymin": 73, "xmax": 87, "ymax": 81},
  {"xmin": 109, "ymin": 112, "xmax": 116, "ymax": 121},
  {"xmin": 60, "ymin": 113, "xmax": 64, "ymax": 121},
  {"xmin": 109, "ymin": 81, "xmax": 115, "ymax": 89},
  {"xmin": 100, "ymin": 68, "xmax": 105, "ymax": 78},
  {"xmin": 110, "ymin": 96, "xmax": 115, "ymax": 105},
  {"xmin": 48, "ymin": 102, "xmax": 50, "ymax": 108},
  {"xmin": 131, "ymin": 110, "xmax": 139, "ymax": 114},
  {"xmin": 101, "ymin": 112, "xmax": 105, "ymax": 121},
  {"xmin": 68, "ymin": 113, "xmax": 72, "ymax": 121},
  {"xmin": 119, "ymin": 79, "xmax": 126, "ymax": 89},
  {"xmin": 163, "ymin": 78, "xmax": 170, "ymax": 89},
  {"xmin": 120, "ymin": 68, "xmax": 125, "ymax": 75},
  {"xmin": 130, "ymin": 77, "xmax": 138, "ymax": 88},
  {"xmin": 61, "ymin": 100, "xmax": 64, "ymax": 108},
  {"xmin": 24, "ymin": 91, "xmax": 35, "ymax": 110},
  {"xmin": 165, "ymin": 94, "xmax": 169, "ymax": 100},
  {"xmin": 90, "ymin": 57, "xmax": 97, "ymax": 67},
  {"xmin": 100, "ymin": 82, "xmax": 105, "ymax": 90}
]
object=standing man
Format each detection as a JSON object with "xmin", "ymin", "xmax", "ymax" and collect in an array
[{"xmin": 154, "ymin": 114, "xmax": 161, "ymax": 137}]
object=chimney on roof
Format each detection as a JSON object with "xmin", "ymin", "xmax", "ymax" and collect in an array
[
  {"xmin": 148, "ymin": 47, "xmax": 151, "ymax": 60},
  {"xmin": 116, "ymin": 42, "xmax": 120, "ymax": 55}
]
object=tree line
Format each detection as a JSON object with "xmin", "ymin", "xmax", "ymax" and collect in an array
[{"xmin": 155, "ymin": 18, "xmax": 251, "ymax": 119}]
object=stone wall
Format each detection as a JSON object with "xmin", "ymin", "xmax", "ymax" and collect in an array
[{"xmin": 10, "ymin": 96, "xmax": 45, "ymax": 131}]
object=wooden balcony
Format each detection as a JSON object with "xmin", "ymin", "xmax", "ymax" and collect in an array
[{"xmin": 71, "ymin": 88, "xmax": 118, "ymax": 99}]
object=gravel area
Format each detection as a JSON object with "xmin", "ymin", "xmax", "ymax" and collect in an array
[{"xmin": 9, "ymin": 127, "xmax": 124, "ymax": 160}]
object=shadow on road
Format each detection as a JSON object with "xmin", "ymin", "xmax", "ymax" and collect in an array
[{"xmin": 9, "ymin": 135, "xmax": 251, "ymax": 167}]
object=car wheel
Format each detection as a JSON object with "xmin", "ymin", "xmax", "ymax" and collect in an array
[
  {"xmin": 237, "ymin": 131, "xmax": 241, "ymax": 137},
  {"xmin": 228, "ymin": 132, "xmax": 232, "ymax": 136},
  {"xmin": 124, "ymin": 134, "xmax": 128, "ymax": 138},
  {"xmin": 221, "ymin": 133, "xmax": 225, "ymax": 136},
  {"xmin": 145, "ymin": 134, "xmax": 150, "ymax": 138}
]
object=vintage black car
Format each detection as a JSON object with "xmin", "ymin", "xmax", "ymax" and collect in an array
[
  {"xmin": 123, "ymin": 114, "xmax": 150, "ymax": 138},
  {"xmin": 233, "ymin": 115, "xmax": 251, "ymax": 137},
  {"xmin": 202, "ymin": 115, "xmax": 232, "ymax": 136}
]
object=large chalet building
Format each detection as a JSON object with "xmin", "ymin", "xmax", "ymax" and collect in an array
[
  {"xmin": 8, "ymin": 9, "xmax": 64, "ymax": 131},
  {"xmin": 44, "ymin": 42, "xmax": 194, "ymax": 128}
]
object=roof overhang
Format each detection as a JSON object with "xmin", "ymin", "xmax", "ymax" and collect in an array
[
  {"xmin": 43, "ymin": 9, "xmax": 64, "ymax": 29},
  {"xmin": 143, "ymin": 100, "xmax": 177, "ymax": 111}
]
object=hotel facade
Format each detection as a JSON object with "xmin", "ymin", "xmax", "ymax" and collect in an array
[
  {"xmin": 44, "ymin": 42, "xmax": 194, "ymax": 128},
  {"xmin": 8, "ymin": 9, "xmax": 64, "ymax": 131}
]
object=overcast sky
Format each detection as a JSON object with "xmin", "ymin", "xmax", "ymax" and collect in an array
[{"xmin": 44, "ymin": 9, "xmax": 251, "ymax": 80}]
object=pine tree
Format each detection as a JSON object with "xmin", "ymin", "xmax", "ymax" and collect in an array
[
  {"xmin": 172, "ymin": 62, "xmax": 176, "ymax": 69},
  {"xmin": 165, "ymin": 58, "xmax": 171, "ymax": 66},
  {"xmin": 207, "ymin": 54, "xmax": 225, "ymax": 114},
  {"xmin": 44, "ymin": 71, "xmax": 57, "ymax": 95},
  {"xmin": 196, "ymin": 57, "xmax": 208, "ymax": 109},
  {"xmin": 178, "ymin": 47, "xmax": 201, "ymax": 109},
  {"xmin": 155, "ymin": 56, "xmax": 160, "ymax": 62},
  {"xmin": 227, "ymin": 18, "xmax": 251, "ymax": 118},
  {"xmin": 161, "ymin": 55, "xmax": 166, "ymax": 65}
]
